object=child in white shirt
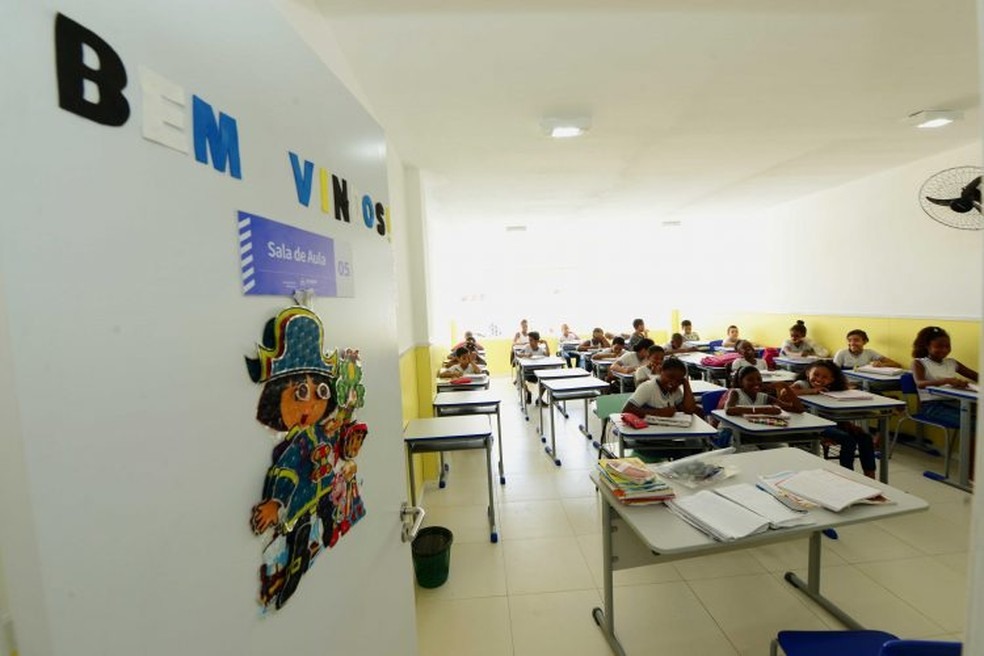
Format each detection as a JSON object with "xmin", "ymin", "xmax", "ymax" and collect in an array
[{"xmin": 832, "ymin": 329, "xmax": 900, "ymax": 369}]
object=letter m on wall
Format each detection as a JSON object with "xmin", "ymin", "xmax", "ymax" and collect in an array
[{"xmin": 192, "ymin": 95, "xmax": 242, "ymax": 179}]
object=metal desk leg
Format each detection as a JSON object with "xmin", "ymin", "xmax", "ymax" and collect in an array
[
  {"xmin": 521, "ymin": 366, "xmax": 530, "ymax": 421},
  {"xmin": 579, "ymin": 397, "xmax": 593, "ymax": 439},
  {"xmin": 495, "ymin": 406, "xmax": 505, "ymax": 484},
  {"xmin": 783, "ymin": 531, "xmax": 863, "ymax": 630},
  {"xmin": 545, "ymin": 398, "xmax": 562, "ymax": 466},
  {"xmin": 406, "ymin": 444, "xmax": 417, "ymax": 507},
  {"xmin": 485, "ymin": 436, "xmax": 499, "ymax": 543},
  {"xmin": 439, "ymin": 451, "xmax": 448, "ymax": 488},
  {"xmin": 878, "ymin": 415, "xmax": 889, "ymax": 484},
  {"xmin": 958, "ymin": 399, "xmax": 972, "ymax": 489},
  {"xmin": 592, "ymin": 497, "xmax": 627, "ymax": 656}
]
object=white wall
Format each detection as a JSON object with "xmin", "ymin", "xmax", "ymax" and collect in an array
[
  {"xmin": 0, "ymin": 2, "xmax": 415, "ymax": 654},
  {"xmin": 427, "ymin": 140, "xmax": 982, "ymax": 339}
]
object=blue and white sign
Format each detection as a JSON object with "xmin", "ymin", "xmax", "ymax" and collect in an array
[{"xmin": 237, "ymin": 210, "xmax": 353, "ymax": 297}]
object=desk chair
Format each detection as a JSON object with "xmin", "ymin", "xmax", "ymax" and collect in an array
[
  {"xmin": 701, "ymin": 389, "xmax": 728, "ymax": 447},
  {"xmin": 592, "ymin": 392, "xmax": 632, "ymax": 454},
  {"xmin": 892, "ymin": 373, "xmax": 958, "ymax": 473},
  {"xmin": 708, "ymin": 339, "xmax": 724, "ymax": 350},
  {"xmin": 771, "ymin": 629, "xmax": 961, "ymax": 656}
]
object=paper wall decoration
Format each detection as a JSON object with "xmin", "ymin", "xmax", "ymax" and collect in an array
[{"xmin": 246, "ymin": 306, "xmax": 367, "ymax": 611}]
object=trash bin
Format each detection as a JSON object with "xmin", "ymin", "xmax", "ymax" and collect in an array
[{"xmin": 411, "ymin": 526, "xmax": 454, "ymax": 588}]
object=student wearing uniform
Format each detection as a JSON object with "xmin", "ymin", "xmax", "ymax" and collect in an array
[
  {"xmin": 627, "ymin": 318, "xmax": 649, "ymax": 350},
  {"xmin": 518, "ymin": 331, "xmax": 550, "ymax": 404},
  {"xmin": 721, "ymin": 325, "xmax": 741, "ymax": 349},
  {"xmin": 438, "ymin": 347, "xmax": 482, "ymax": 378},
  {"xmin": 622, "ymin": 357, "xmax": 698, "ymax": 418},
  {"xmin": 728, "ymin": 339, "xmax": 768, "ymax": 386},
  {"xmin": 559, "ymin": 323, "xmax": 580, "ymax": 367},
  {"xmin": 452, "ymin": 331, "xmax": 484, "ymax": 353},
  {"xmin": 832, "ymin": 329, "xmax": 900, "ymax": 369},
  {"xmin": 593, "ymin": 336, "xmax": 625, "ymax": 360},
  {"xmin": 610, "ymin": 338, "xmax": 654, "ymax": 377},
  {"xmin": 634, "ymin": 345, "xmax": 666, "ymax": 385},
  {"xmin": 664, "ymin": 332, "xmax": 697, "ymax": 354},
  {"xmin": 578, "ymin": 327, "xmax": 611, "ymax": 351},
  {"xmin": 681, "ymin": 319, "xmax": 700, "ymax": 342},
  {"xmin": 911, "ymin": 326, "xmax": 979, "ymax": 426},
  {"xmin": 725, "ymin": 366, "xmax": 802, "ymax": 415},
  {"xmin": 792, "ymin": 360, "xmax": 876, "ymax": 478},
  {"xmin": 513, "ymin": 319, "xmax": 531, "ymax": 345},
  {"xmin": 781, "ymin": 320, "xmax": 827, "ymax": 357}
]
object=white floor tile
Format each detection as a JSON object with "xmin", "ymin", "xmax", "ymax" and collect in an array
[
  {"xmin": 858, "ymin": 556, "xmax": 968, "ymax": 632},
  {"xmin": 499, "ymin": 499, "xmax": 574, "ymax": 540},
  {"xmin": 414, "ymin": 540, "xmax": 507, "ymax": 601},
  {"xmin": 416, "ymin": 595, "xmax": 513, "ymax": 656},
  {"xmin": 503, "ymin": 536, "xmax": 595, "ymax": 595},
  {"xmin": 508, "ymin": 589, "xmax": 613, "ymax": 656}
]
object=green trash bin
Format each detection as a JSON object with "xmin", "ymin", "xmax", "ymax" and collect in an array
[{"xmin": 412, "ymin": 526, "xmax": 454, "ymax": 588}]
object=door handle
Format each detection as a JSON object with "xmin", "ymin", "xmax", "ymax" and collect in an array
[{"xmin": 400, "ymin": 502, "xmax": 425, "ymax": 543}]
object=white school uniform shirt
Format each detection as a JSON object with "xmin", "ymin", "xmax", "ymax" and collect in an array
[
  {"xmin": 634, "ymin": 364, "xmax": 658, "ymax": 385},
  {"xmin": 628, "ymin": 378, "xmax": 684, "ymax": 410},
  {"xmin": 731, "ymin": 357, "xmax": 768, "ymax": 373},
  {"xmin": 833, "ymin": 348, "xmax": 883, "ymax": 369},
  {"xmin": 729, "ymin": 389, "xmax": 771, "ymax": 406},
  {"xmin": 781, "ymin": 337, "xmax": 822, "ymax": 357},
  {"xmin": 439, "ymin": 362, "xmax": 480, "ymax": 377},
  {"xmin": 682, "ymin": 331, "xmax": 700, "ymax": 342},
  {"xmin": 614, "ymin": 352, "xmax": 642, "ymax": 369},
  {"xmin": 917, "ymin": 357, "xmax": 960, "ymax": 402},
  {"xmin": 518, "ymin": 342, "xmax": 548, "ymax": 358}
]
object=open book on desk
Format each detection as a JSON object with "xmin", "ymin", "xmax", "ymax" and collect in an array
[
  {"xmin": 820, "ymin": 389, "xmax": 873, "ymax": 401},
  {"xmin": 853, "ymin": 365, "xmax": 905, "ymax": 376},
  {"xmin": 775, "ymin": 469, "xmax": 891, "ymax": 512},
  {"xmin": 713, "ymin": 483, "xmax": 814, "ymax": 529},
  {"xmin": 645, "ymin": 412, "xmax": 693, "ymax": 427},
  {"xmin": 666, "ymin": 491, "xmax": 770, "ymax": 541}
]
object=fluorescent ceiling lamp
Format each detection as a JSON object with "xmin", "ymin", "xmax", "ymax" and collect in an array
[
  {"xmin": 540, "ymin": 116, "xmax": 591, "ymax": 138},
  {"xmin": 907, "ymin": 110, "xmax": 961, "ymax": 129}
]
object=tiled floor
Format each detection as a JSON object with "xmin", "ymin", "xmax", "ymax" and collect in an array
[{"xmin": 413, "ymin": 376, "xmax": 971, "ymax": 655}]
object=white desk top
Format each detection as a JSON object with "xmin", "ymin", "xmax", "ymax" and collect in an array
[
  {"xmin": 591, "ymin": 447, "xmax": 927, "ymax": 556},
  {"xmin": 610, "ymin": 413, "xmax": 718, "ymax": 438},
  {"xmin": 404, "ymin": 415, "xmax": 492, "ymax": 440},
  {"xmin": 436, "ymin": 375, "xmax": 489, "ymax": 391},
  {"xmin": 543, "ymin": 377, "xmax": 610, "ymax": 392},
  {"xmin": 844, "ymin": 369, "xmax": 903, "ymax": 383},
  {"xmin": 612, "ymin": 369, "xmax": 635, "ymax": 379},
  {"xmin": 535, "ymin": 367, "xmax": 590, "ymax": 380},
  {"xmin": 433, "ymin": 391, "xmax": 502, "ymax": 407},
  {"xmin": 927, "ymin": 385, "xmax": 980, "ymax": 402},
  {"xmin": 689, "ymin": 380, "xmax": 727, "ymax": 396},
  {"xmin": 775, "ymin": 356, "xmax": 819, "ymax": 365},
  {"xmin": 675, "ymin": 352, "xmax": 711, "ymax": 366},
  {"xmin": 712, "ymin": 409, "xmax": 835, "ymax": 434},
  {"xmin": 516, "ymin": 356, "xmax": 565, "ymax": 368},
  {"xmin": 761, "ymin": 370, "xmax": 798, "ymax": 383},
  {"xmin": 799, "ymin": 392, "xmax": 904, "ymax": 412}
]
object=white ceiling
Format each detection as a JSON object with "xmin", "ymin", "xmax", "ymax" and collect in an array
[{"xmin": 314, "ymin": 1, "xmax": 980, "ymax": 231}]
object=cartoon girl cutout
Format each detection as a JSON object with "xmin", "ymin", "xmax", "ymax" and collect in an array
[{"xmin": 246, "ymin": 306, "xmax": 368, "ymax": 611}]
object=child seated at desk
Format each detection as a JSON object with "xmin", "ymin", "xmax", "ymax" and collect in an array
[
  {"xmin": 438, "ymin": 347, "xmax": 483, "ymax": 378},
  {"xmin": 518, "ymin": 331, "xmax": 550, "ymax": 404},
  {"xmin": 725, "ymin": 366, "xmax": 802, "ymax": 415},
  {"xmin": 791, "ymin": 360, "xmax": 876, "ymax": 478},
  {"xmin": 559, "ymin": 323, "xmax": 580, "ymax": 367},
  {"xmin": 622, "ymin": 357, "xmax": 698, "ymax": 418},
  {"xmin": 729, "ymin": 339, "xmax": 769, "ymax": 380},
  {"xmin": 634, "ymin": 345, "xmax": 666, "ymax": 384},
  {"xmin": 832, "ymin": 329, "xmax": 900, "ymax": 369},
  {"xmin": 627, "ymin": 318, "xmax": 649, "ymax": 350},
  {"xmin": 722, "ymin": 325, "xmax": 741, "ymax": 349},
  {"xmin": 664, "ymin": 333, "xmax": 697, "ymax": 354},
  {"xmin": 452, "ymin": 331, "xmax": 484, "ymax": 353},
  {"xmin": 911, "ymin": 326, "xmax": 979, "ymax": 426},
  {"xmin": 681, "ymin": 319, "xmax": 700, "ymax": 342},
  {"xmin": 611, "ymin": 338, "xmax": 654, "ymax": 377},
  {"xmin": 593, "ymin": 336, "xmax": 625, "ymax": 360},
  {"xmin": 578, "ymin": 327, "xmax": 611, "ymax": 351},
  {"xmin": 781, "ymin": 320, "xmax": 827, "ymax": 357}
]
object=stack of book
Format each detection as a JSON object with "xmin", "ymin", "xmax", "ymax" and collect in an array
[
  {"xmin": 645, "ymin": 412, "xmax": 693, "ymax": 428},
  {"xmin": 597, "ymin": 458, "xmax": 675, "ymax": 505}
]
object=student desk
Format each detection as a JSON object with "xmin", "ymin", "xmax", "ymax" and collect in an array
[
  {"xmin": 535, "ymin": 367, "xmax": 591, "ymax": 429},
  {"xmin": 684, "ymin": 340, "xmax": 711, "ymax": 351},
  {"xmin": 576, "ymin": 349, "xmax": 600, "ymax": 370},
  {"xmin": 516, "ymin": 356, "xmax": 565, "ymax": 420},
  {"xmin": 711, "ymin": 410, "xmax": 835, "ymax": 452},
  {"xmin": 602, "ymin": 413, "xmax": 717, "ymax": 459},
  {"xmin": 688, "ymin": 379, "xmax": 727, "ymax": 399},
  {"xmin": 761, "ymin": 370, "xmax": 798, "ymax": 384},
  {"xmin": 798, "ymin": 393, "xmax": 905, "ymax": 484},
  {"xmin": 435, "ymin": 374, "xmax": 490, "ymax": 393},
  {"xmin": 540, "ymin": 377, "xmax": 610, "ymax": 465},
  {"xmin": 404, "ymin": 416, "xmax": 499, "ymax": 543},
  {"xmin": 676, "ymin": 352, "xmax": 729, "ymax": 384},
  {"xmin": 844, "ymin": 369, "xmax": 903, "ymax": 392},
  {"xmin": 589, "ymin": 448, "xmax": 928, "ymax": 655},
  {"xmin": 774, "ymin": 355, "xmax": 819, "ymax": 373},
  {"xmin": 432, "ymin": 391, "xmax": 505, "ymax": 485},
  {"xmin": 592, "ymin": 358, "xmax": 615, "ymax": 381},
  {"xmin": 927, "ymin": 385, "xmax": 978, "ymax": 492},
  {"xmin": 611, "ymin": 369, "xmax": 636, "ymax": 393}
]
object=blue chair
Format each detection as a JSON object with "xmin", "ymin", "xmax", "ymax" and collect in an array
[
  {"xmin": 771, "ymin": 630, "xmax": 961, "ymax": 656},
  {"xmin": 700, "ymin": 389, "xmax": 728, "ymax": 447},
  {"xmin": 892, "ymin": 373, "xmax": 958, "ymax": 475}
]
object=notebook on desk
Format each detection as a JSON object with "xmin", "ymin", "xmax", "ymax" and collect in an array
[
  {"xmin": 820, "ymin": 389, "xmax": 873, "ymax": 401},
  {"xmin": 775, "ymin": 469, "xmax": 889, "ymax": 512},
  {"xmin": 854, "ymin": 365, "xmax": 905, "ymax": 376}
]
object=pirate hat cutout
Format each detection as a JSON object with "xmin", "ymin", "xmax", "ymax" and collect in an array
[{"xmin": 246, "ymin": 306, "xmax": 338, "ymax": 383}]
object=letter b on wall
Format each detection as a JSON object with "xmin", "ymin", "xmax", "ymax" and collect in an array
[{"xmin": 54, "ymin": 13, "xmax": 130, "ymax": 126}]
